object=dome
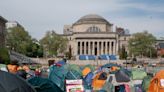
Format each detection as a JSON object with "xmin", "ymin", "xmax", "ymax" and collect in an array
[{"xmin": 73, "ymin": 14, "xmax": 111, "ymax": 25}]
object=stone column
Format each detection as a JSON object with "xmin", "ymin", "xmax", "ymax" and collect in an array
[
  {"xmin": 84, "ymin": 41, "xmax": 86, "ymax": 55},
  {"xmin": 92, "ymin": 41, "xmax": 95, "ymax": 55},
  {"xmin": 79, "ymin": 41, "xmax": 81, "ymax": 55},
  {"xmin": 109, "ymin": 41, "xmax": 111, "ymax": 55},
  {"xmin": 105, "ymin": 41, "xmax": 108, "ymax": 54},
  {"xmin": 97, "ymin": 41, "xmax": 100, "ymax": 55},
  {"xmin": 88, "ymin": 41, "xmax": 90, "ymax": 55},
  {"xmin": 113, "ymin": 41, "xmax": 115, "ymax": 55},
  {"xmin": 116, "ymin": 40, "xmax": 119, "ymax": 55},
  {"xmin": 101, "ymin": 41, "xmax": 104, "ymax": 55}
]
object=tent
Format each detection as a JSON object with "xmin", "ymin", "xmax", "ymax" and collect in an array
[
  {"xmin": 115, "ymin": 70, "xmax": 130, "ymax": 82},
  {"xmin": 79, "ymin": 55, "xmax": 96, "ymax": 60},
  {"xmin": 83, "ymin": 72, "xmax": 94, "ymax": 89},
  {"xmin": 49, "ymin": 64, "xmax": 82, "ymax": 91},
  {"xmin": 141, "ymin": 75, "xmax": 153, "ymax": 92},
  {"xmin": 110, "ymin": 55, "xmax": 117, "ymax": 60},
  {"xmin": 131, "ymin": 69, "xmax": 147, "ymax": 80},
  {"xmin": 92, "ymin": 72, "xmax": 108, "ymax": 90},
  {"xmin": 99, "ymin": 54, "xmax": 110, "ymax": 60},
  {"xmin": 0, "ymin": 70, "xmax": 36, "ymax": 92},
  {"xmin": 82, "ymin": 67, "xmax": 91, "ymax": 76},
  {"xmin": 48, "ymin": 65, "xmax": 68, "ymax": 91},
  {"xmin": 148, "ymin": 70, "xmax": 164, "ymax": 92},
  {"xmin": 56, "ymin": 60, "xmax": 66, "ymax": 65},
  {"xmin": 81, "ymin": 64, "xmax": 95, "ymax": 72},
  {"xmin": 0, "ymin": 64, "xmax": 8, "ymax": 72},
  {"xmin": 28, "ymin": 77, "xmax": 63, "ymax": 92}
]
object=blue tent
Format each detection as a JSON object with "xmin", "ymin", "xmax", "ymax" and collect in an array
[
  {"xmin": 79, "ymin": 55, "xmax": 88, "ymax": 60},
  {"xmin": 109, "ymin": 55, "xmax": 117, "ymax": 60},
  {"xmin": 88, "ymin": 55, "xmax": 96, "ymax": 60},
  {"xmin": 56, "ymin": 60, "xmax": 66, "ymax": 65},
  {"xmin": 99, "ymin": 54, "xmax": 110, "ymax": 60}
]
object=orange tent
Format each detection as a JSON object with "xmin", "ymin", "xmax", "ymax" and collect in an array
[
  {"xmin": 92, "ymin": 72, "xmax": 108, "ymax": 90},
  {"xmin": 82, "ymin": 67, "xmax": 91, "ymax": 76},
  {"xmin": 148, "ymin": 70, "xmax": 164, "ymax": 92}
]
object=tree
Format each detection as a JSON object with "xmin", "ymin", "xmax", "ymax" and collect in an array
[
  {"xmin": 26, "ymin": 39, "xmax": 43, "ymax": 57},
  {"xmin": 119, "ymin": 45, "xmax": 127, "ymax": 60},
  {"xmin": 40, "ymin": 30, "xmax": 68, "ymax": 57},
  {"xmin": 6, "ymin": 27, "xmax": 32, "ymax": 55},
  {"xmin": 128, "ymin": 31, "xmax": 156, "ymax": 58},
  {"xmin": 0, "ymin": 47, "xmax": 10, "ymax": 64}
]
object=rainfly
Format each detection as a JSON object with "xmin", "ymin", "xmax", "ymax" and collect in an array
[{"xmin": 0, "ymin": 70, "xmax": 36, "ymax": 92}]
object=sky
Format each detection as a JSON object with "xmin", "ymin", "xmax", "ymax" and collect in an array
[{"xmin": 0, "ymin": 0, "xmax": 164, "ymax": 40}]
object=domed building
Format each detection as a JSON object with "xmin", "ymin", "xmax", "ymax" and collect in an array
[{"xmin": 62, "ymin": 14, "xmax": 130, "ymax": 59}]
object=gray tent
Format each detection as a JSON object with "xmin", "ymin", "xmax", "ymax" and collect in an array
[
  {"xmin": 115, "ymin": 70, "xmax": 130, "ymax": 82},
  {"xmin": 0, "ymin": 70, "xmax": 36, "ymax": 92}
]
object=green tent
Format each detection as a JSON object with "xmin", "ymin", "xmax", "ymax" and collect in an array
[
  {"xmin": 49, "ymin": 64, "xmax": 82, "ymax": 91},
  {"xmin": 131, "ymin": 69, "xmax": 147, "ymax": 80},
  {"xmin": 28, "ymin": 77, "xmax": 63, "ymax": 92},
  {"xmin": 141, "ymin": 75, "xmax": 153, "ymax": 92}
]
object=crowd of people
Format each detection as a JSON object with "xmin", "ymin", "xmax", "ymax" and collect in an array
[{"xmin": 1, "ymin": 60, "xmax": 42, "ymax": 79}]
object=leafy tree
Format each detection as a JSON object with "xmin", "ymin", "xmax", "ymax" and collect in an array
[
  {"xmin": 40, "ymin": 31, "xmax": 68, "ymax": 57},
  {"xmin": 128, "ymin": 31, "xmax": 156, "ymax": 58},
  {"xmin": 119, "ymin": 45, "xmax": 127, "ymax": 60},
  {"xmin": 6, "ymin": 27, "xmax": 32, "ymax": 55},
  {"xmin": 0, "ymin": 47, "xmax": 10, "ymax": 64},
  {"xmin": 26, "ymin": 39, "xmax": 43, "ymax": 57}
]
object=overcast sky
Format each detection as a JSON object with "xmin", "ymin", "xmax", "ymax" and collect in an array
[{"xmin": 0, "ymin": 0, "xmax": 164, "ymax": 40}]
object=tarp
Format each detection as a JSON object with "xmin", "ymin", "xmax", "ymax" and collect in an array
[
  {"xmin": 148, "ymin": 70, "xmax": 164, "ymax": 92},
  {"xmin": 131, "ymin": 69, "xmax": 147, "ymax": 80},
  {"xmin": 0, "ymin": 70, "xmax": 36, "ymax": 92},
  {"xmin": 28, "ymin": 77, "xmax": 63, "ymax": 92},
  {"xmin": 115, "ymin": 70, "xmax": 130, "ymax": 82}
]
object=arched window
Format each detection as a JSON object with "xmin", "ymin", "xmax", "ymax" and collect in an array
[{"xmin": 86, "ymin": 26, "xmax": 101, "ymax": 32}]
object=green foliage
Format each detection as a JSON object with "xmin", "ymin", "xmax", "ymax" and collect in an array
[
  {"xmin": 6, "ymin": 27, "xmax": 32, "ymax": 54},
  {"xmin": 26, "ymin": 39, "xmax": 43, "ymax": 57},
  {"xmin": 40, "ymin": 31, "xmax": 68, "ymax": 57},
  {"xmin": 0, "ymin": 47, "xmax": 10, "ymax": 64},
  {"xmin": 128, "ymin": 31, "xmax": 156, "ymax": 57},
  {"xmin": 119, "ymin": 46, "xmax": 128, "ymax": 60},
  {"xmin": 6, "ymin": 27, "xmax": 43, "ymax": 57}
]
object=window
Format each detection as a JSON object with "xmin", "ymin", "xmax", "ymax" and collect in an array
[{"xmin": 86, "ymin": 26, "xmax": 101, "ymax": 32}]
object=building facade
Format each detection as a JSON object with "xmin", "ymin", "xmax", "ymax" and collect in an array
[
  {"xmin": 0, "ymin": 16, "xmax": 7, "ymax": 48},
  {"xmin": 62, "ymin": 14, "xmax": 130, "ymax": 58}
]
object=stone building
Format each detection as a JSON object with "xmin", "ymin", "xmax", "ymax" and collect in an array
[
  {"xmin": 62, "ymin": 14, "xmax": 130, "ymax": 59},
  {"xmin": 0, "ymin": 16, "xmax": 7, "ymax": 48}
]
